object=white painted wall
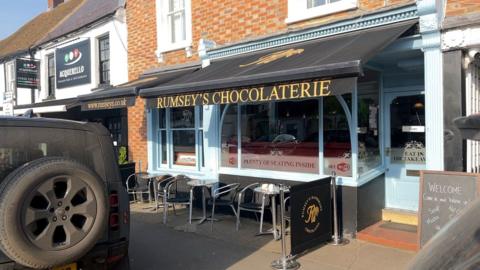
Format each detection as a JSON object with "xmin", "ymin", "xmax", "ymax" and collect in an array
[
  {"xmin": 0, "ymin": 63, "xmax": 5, "ymax": 108},
  {"xmin": 11, "ymin": 8, "xmax": 128, "ymax": 107}
]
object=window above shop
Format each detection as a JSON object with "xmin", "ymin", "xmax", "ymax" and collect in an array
[
  {"xmin": 155, "ymin": 0, "xmax": 192, "ymax": 55},
  {"xmin": 286, "ymin": 0, "xmax": 357, "ymax": 24}
]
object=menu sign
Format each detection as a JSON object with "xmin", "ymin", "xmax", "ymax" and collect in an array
[
  {"xmin": 147, "ymin": 77, "xmax": 356, "ymax": 108},
  {"xmin": 418, "ymin": 171, "xmax": 480, "ymax": 247},
  {"xmin": 290, "ymin": 177, "xmax": 332, "ymax": 255},
  {"xmin": 56, "ymin": 40, "xmax": 91, "ymax": 89},
  {"xmin": 16, "ymin": 58, "xmax": 40, "ymax": 89}
]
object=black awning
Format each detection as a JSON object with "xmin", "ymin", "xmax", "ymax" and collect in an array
[
  {"xmin": 140, "ymin": 20, "xmax": 416, "ymax": 104},
  {"xmin": 454, "ymin": 115, "xmax": 480, "ymax": 141},
  {"xmin": 77, "ymin": 66, "xmax": 199, "ymax": 111}
]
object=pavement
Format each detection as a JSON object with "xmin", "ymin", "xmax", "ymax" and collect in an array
[{"xmin": 127, "ymin": 202, "xmax": 415, "ymax": 270}]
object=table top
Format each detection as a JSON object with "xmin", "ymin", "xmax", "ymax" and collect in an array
[
  {"xmin": 187, "ymin": 179, "xmax": 217, "ymax": 187},
  {"xmin": 137, "ymin": 172, "xmax": 166, "ymax": 179},
  {"xmin": 254, "ymin": 185, "xmax": 289, "ymax": 195}
]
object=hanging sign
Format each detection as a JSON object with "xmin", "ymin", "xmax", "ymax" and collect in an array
[
  {"xmin": 56, "ymin": 39, "xmax": 91, "ymax": 89},
  {"xmin": 147, "ymin": 77, "xmax": 355, "ymax": 109},
  {"xmin": 16, "ymin": 58, "xmax": 40, "ymax": 89},
  {"xmin": 290, "ymin": 177, "xmax": 332, "ymax": 255}
]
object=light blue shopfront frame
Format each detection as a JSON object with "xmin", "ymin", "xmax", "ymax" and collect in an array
[{"xmin": 145, "ymin": 4, "xmax": 422, "ymax": 188}]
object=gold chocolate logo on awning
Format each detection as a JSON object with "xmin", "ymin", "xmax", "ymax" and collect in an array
[
  {"xmin": 239, "ymin": 48, "xmax": 304, "ymax": 67},
  {"xmin": 301, "ymin": 196, "xmax": 322, "ymax": 233}
]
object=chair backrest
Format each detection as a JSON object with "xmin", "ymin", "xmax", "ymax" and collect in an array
[
  {"xmin": 238, "ymin": 183, "xmax": 261, "ymax": 204},
  {"xmin": 170, "ymin": 174, "xmax": 191, "ymax": 198},
  {"xmin": 135, "ymin": 172, "xmax": 150, "ymax": 190},
  {"xmin": 213, "ymin": 183, "xmax": 240, "ymax": 203}
]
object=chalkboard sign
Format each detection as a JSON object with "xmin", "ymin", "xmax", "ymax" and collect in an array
[{"xmin": 418, "ymin": 170, "xmax": 480, "ymax": 247}]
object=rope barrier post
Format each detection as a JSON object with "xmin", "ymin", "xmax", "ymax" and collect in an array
[
  {"xmin": 330, "ymin": 171, "xmax": 349, "ymax": 246},
  {"xmin": 271, "ymin": 184, "xmax": 300, "ymax": 270}
]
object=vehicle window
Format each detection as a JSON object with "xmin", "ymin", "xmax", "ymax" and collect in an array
[{"xmin": 0, "ymin": 127, "xmax": 90, "ymax": 180}]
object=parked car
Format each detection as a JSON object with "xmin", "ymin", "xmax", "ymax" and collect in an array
[{"xmin": 0, "ymin": 115, "xmax": 129, "ymax": 270}]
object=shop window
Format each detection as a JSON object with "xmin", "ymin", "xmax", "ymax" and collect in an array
[
  {"xmin": 98, "ymin": 35, "xmax": 110, "ymax": 85},
  {"xmin": 220, "ymin": 100, "xmax": 320, "ymax": 174},
  {"xmin": 220, "ymin": 104, "xmax": 238, "ymax": 168},
  {"xmin": 287, "ymin": 0, "xmax": 357, "ymax": 24},
  {"xmin": 47, "ymin": 54, "xmax": 55, "ymax": 98},
  {"xmin": 155, "ymin": 0, "xmax": 192, "ymax": 53},
  {"xmin": 157, "ymin": 106, "xmax": 203, "ymax": 168},
  {"xmin": 323, "ymin": 95, "xmax": 352, "ymax": 177},
  {"xmin": 357, "ymin": 73, "xmax": 381, "ymax": 174}
]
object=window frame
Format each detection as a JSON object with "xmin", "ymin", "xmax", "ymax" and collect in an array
[
  {"xmin": 155, "ymin": 0, "xmax": 193, "ymax": 53},
  {"xmin": 46, "ymin": 53, "xmax": 56, "ymax": 99},
  {"xmin": 98, "ymin": 35, "xmax": 110, "ymax": 86},
  {"xmin": 155, "ymin": 106, "xmax": 204, "ymax": 171},
  {"xmin": 286, "ymin": 0, "xmax": 357, "ymax": 24}
]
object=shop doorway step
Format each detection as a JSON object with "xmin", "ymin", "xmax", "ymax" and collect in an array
[
  {"xmin": 382, "ymin": 208, "xmax": 418, "ymax": 226},
  {"xmin": 357, "ymin": 221, "xmax": 418, "ymax": 251}
]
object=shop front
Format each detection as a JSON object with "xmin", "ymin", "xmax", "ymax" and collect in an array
[{"xmin": 139, "ymin": 20, "xmax": 423, "ymax": 235}]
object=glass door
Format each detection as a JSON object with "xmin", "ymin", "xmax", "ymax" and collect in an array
[{"xmin": 384, "ymin": 92, "xmax": 425, "ymax": 211}]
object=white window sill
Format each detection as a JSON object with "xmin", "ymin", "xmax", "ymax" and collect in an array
[
  {"xmin": 286, "ymin": 0, "xmax": 358, "ymax": 24},
  {"xmin": 156, "ymin": 40, "xmax": 192, "ymax": 54}
]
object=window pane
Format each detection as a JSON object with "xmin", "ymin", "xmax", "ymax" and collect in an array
[
  {"xmin": 221, "ymin": 104, "xmax": 238, "ymax": 168},
  {"xmin": 390, "ymin": 95, "xmax": 426, "ymax": 164},
  {"xmin": 240, "ymin": 100, "xmax": 319, "ymax": 173},
  {"xmin": 324, "ymin": 96, "xmax": 352, "ymax": 177},
  {"xmin": 158, "ymin": 108, "xmax": 166, "ymax": 128},
  {"xmin": 308, "ymin": 0, "xmax": 326, "ymax": 8},
  {"xmin": 172, "ymin": 130, "xmax": 196, "ymax": 166},
  {"xmin": 171, "ymin": 107, "xmax": 195, "ymax": 128},
  {"xmin": 161, "ymin": 130, "xmax": 167, "ymax": 164},
  {"xmin": 358, "ymin": 90, "xmax": 380, "ymax": 174}
]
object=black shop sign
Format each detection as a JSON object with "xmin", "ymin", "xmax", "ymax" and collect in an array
[
  {"xmin": 16, "ymin": 58, "xmax": 40, "ymax": 89},
  {"xmin": 56, "ymin": 40, "xmax": 91, "ymax": 89},
  {"xmin": 290, "ymin": 177, "xmax": 332, "ymax": 255}
]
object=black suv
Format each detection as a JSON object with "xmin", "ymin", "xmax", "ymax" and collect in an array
[{"xmin": 0, "ymin": 117, "xmax": 129, "ymax": 270}]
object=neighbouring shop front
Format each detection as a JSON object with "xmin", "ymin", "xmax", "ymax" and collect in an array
[{"xmin": 138, "ymin": 20, "xmax": 426, "ymax": 235}]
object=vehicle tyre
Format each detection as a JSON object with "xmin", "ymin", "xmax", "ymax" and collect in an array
[{"xmin": 0, "ymin": 157, "xmax": 108, "ymax": 269}]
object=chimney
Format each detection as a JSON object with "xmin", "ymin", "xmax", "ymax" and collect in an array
[{"xmin": 48, "ymin": 0, "xmax": 65, "ymax": 9}]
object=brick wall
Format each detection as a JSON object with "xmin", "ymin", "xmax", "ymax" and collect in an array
[
  {"xmin": 446, "ymin": 0, "xmax": 480, "ymax": 17},
  {"xmin": 126, "ymin": 0, "xmax": 415, "ymax": 171}
]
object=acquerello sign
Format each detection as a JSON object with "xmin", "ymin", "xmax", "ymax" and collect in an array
[{"xmin": 56, "ymin": 39, "xmax": 91, "ymax": 89}]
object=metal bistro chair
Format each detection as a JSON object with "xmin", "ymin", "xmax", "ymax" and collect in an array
[
  {"xmin": 155, "ymin": 174, "xmax": 175, "ymax": 211},
  {"xmin": 162, "ymin": 175, "xmax": 193, "ymax": 224},
  {"xmin": 208, "ymin": 183, "xmax": 240, "ymax": 231},
  {"xmin": 284, "ymin": 196, "xmax": 291, "ymax": 234},
  {"xmin": 126, "ymin": 172, "xmax": 151, "ymax": 203},
  {"xmin": 236, "ymin": 183, "xmax": 269, "ymax": 233}
]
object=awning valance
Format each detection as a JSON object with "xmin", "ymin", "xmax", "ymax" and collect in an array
[
  {"xmin": 140, "ymin": 20, "xmax": 416, "ymax": 109},
  {"xmin": 14, "ymin": 97, "xmax": 78, "ymax": 115},
  {"xmin": 77, "ymin": 65, "xmax": 199, "ymax": 111}
]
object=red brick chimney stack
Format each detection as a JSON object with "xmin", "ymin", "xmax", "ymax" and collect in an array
[{"xmin": 48, "ymin": 0, "xmax": 65, "ymax": 10}]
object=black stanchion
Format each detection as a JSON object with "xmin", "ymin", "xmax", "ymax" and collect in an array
[
  {"xmin": 271, "ymin": 184, "xmax": 300, "ymax": 270},
  {"xmin": 330, "ymin": 171, "xmax": 349, "ymax": 246}
]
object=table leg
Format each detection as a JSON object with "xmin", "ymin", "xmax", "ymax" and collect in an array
[
  {"xmin": 271, "ymin": 195, "xmax": 278, "ymax": 240},
  {"xmin": 189, "ymin": 187, "xmax": 193, "ymax": 224}
]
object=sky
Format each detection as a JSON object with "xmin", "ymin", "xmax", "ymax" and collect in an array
[{"xmin": 0, "ymin": 1, "xmax": 47, "ymax": 40}]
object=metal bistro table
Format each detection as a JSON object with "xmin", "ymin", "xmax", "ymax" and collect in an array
[
  {"xmin": 137, "ymin": 172, "xmax": 166, "ymax": 209},
  {"xmin": 254, "ymin": 184, "xmax": 289, "ymax": 240},
  {"xmin": 187, "ymin": 179, "xmax": 217, "ymax": 224}
]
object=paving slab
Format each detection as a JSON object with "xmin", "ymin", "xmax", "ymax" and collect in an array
[{"xmin": 129, "ymin": 202, "xmax": 416, "ymax": 270}]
